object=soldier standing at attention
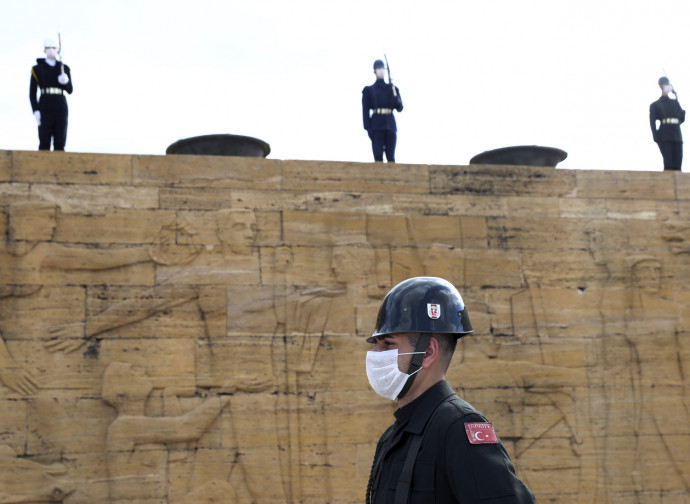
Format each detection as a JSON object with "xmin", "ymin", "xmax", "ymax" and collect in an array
[
  {"xmin": 650, "ymin": 76, "xmax": 685, "ymax": 171},
  {"xmin": 362, "ymin": 59, "xmax": 403, "ymax": 163},
  {"xmin": 30, "ymin": 37, "xmax": 73, "ymax": 151}
]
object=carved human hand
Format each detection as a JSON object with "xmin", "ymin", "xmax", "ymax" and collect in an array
[
  {"xmin": 163, "ymin": 386, "xmax": 197, "ymax": 398},
  {"xmin": 219, "ymin": 374, "xmax": 276, "ymax": 395},
  {"xmin": 44, "ymin": 338, "xmax": 86, "ymax": 354},
  {"xmin": 44, "ymin": 323, "xmax": 86, "ymax": 353},
  {"xmin": 0, "ymin": 364, "xmax": 40, "ymax": 396}
]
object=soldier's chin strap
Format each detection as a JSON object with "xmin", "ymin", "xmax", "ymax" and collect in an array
[{"xmin": 396, "ymin": 333, "xmax": 431, "ymax": 400}]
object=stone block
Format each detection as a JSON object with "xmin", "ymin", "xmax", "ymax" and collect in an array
[
  {"xmin": 365, "ymin": 213, "xmax": 410, "ymax": 246},
  {"xmin": 12, "ymin": 150, "xmax": 132, "ymax": 184},
  {"xmin": 283, "ymin": 210, "xmax": 367, "ymax": 246},
  {"xmin": 488, "ymin": 215, "xmax": 592, "ymax": 250},
  {"xmin": 430, "ymin": 164, "xmax": 577, "ymax": 197},
  {"xmin": 282, "ymin": 160, "xmax": 429, "ymax": 194},
  {"xmin": 576, "ymin": 169, "xmax": 676, "ymax": 199},
  {"xmin": 0, "ymin": 182, "xmax": 31, "ymax": 205},
  {"xmin": 31, "ymin": 183, "xmax": 159, "ymax": 214},
  {"xmin": 0, "ymin": 150, "xmax": 11, "ymax": 181},
  {"xmin": 132, "ymin": 154, "xmax": 282, "ymax": 188},
  {"xmin": 447, "ymin": 193, "xmax": 507, "ymax": 217},
  {"xmin": 54, "ymin": 208, "xmax": 177, "ymax": 244},
  {"xmin": 306, "ymin": 191, "xmax": 396, "ymax": 214}
]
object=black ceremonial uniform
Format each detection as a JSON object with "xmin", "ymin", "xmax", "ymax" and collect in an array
[
  {"xmin": 362, "ymin": 79, "xmax": 403, "ymax": 162},
  {"xmin": 367, "ymin": 381, "xmax": 535, "ymax": 504},
  {"xmin": 30, "ymin": 58, "xmax": 73, "ymax": 151},
  {"xmin": 650, "ymin": 95, "xmax": 685, "ymax": 171}
]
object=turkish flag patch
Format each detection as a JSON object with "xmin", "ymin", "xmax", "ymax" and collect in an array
[{"xmin": 465, "ymin": 422, "xmax": 498, "ymax": 444}]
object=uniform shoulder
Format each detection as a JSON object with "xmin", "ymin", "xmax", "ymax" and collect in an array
[{"xmin": 435, "ymin": 395, "xmax": 488, "ymax": 426}]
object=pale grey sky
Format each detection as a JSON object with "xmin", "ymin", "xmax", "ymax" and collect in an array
[{"xmin": 2, "ymin": 0, "xmax": 689, "ymax": 170}]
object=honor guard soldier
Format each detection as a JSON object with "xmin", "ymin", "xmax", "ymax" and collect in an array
[
  {"xmin": 30, "ymin": 37, "xmax": 73, "ymax": 151},
  {"xmin": 362, "ymin": 59, "xmax": 403, "ymax": 162},
  {"xmin": 365, "ymin": 277, "xmax": 535, "ymax": 503},
  {"xmin": 650, "ymin": 76, "xmax": 685, "ymax": 171}
]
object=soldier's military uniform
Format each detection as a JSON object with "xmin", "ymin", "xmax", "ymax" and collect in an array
[
  {"xmin": 362, "ymin": 59, "xmax": 403, "ymax": 162},
  {"xmin": 367, "ymin": 381, "xmax": 536, "ymax": 503},
  {"xmin": 30, "ymin": 45, "xmax": 73, "ymax": 151},
  {"xmin": 650, "ymin": 76, "xmax": 685, "ymax": 171}
]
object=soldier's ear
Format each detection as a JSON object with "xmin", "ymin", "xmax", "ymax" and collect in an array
[{"xmin": 422, "ymin": 337, "xmax": 440, "ymax": 368}]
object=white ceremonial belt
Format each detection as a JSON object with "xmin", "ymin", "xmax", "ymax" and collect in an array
[
  {"xmin": 41, "ymin": 87, "xmax": 64, "ymax": 95},
  {"xmin": 662, "ymin": 118, "xmax": 680, "ymax": 124},
  {"xmin": 373, "ymin": 108, "xmax": 393, "ymax": 114}
]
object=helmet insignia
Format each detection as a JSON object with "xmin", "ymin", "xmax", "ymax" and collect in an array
[{"xmin": 427, "ymin": 303, "xmax": 441, "ymax": 319}]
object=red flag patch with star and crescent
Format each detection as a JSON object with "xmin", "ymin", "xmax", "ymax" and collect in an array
[{"xmin": 465, "ymin": 422, "xmax": 498, "ymax": 444}]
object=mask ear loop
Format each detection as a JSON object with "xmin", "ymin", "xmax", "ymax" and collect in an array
[{"xmin": 396, "ymin": 334, "xmax": 431, "ymax": 400}]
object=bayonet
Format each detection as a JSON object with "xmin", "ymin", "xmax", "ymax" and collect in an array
[{"xmin": 384, "ymin": 53, "xmax": 397, "ymax": 97}]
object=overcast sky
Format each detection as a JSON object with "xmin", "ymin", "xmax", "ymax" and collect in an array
[{"xmin": 2, "ymin": 0, "xmax": 689, "ymax": 170}]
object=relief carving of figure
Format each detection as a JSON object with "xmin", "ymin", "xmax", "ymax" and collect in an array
[
  {"xmin": 623, "ymin": 257, "xmax": 690, "ymax": 495},
  {"xmin": 101, "ymin": 362, "xmax": 235, "ymax": 503},
  {"xmin": 0, "ymin": 443, "xmax": 75, "ymax": 503}
]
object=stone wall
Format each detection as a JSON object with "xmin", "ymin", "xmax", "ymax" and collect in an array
[{"xmin": 0, "ymin": 149, "xmax": 689, "ymax": 503}]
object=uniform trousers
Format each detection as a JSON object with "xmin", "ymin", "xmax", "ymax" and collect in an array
[
  {"xmin": 657, "ymin": 140, "xmax": 683, "ymax": 171},
  {"xmin": 371, "ymin": 130, "xmax": 397, "ymax": 163},
  {"xmin": 38, "ymin": 102, "xmax": 68, "ymax": 151}
]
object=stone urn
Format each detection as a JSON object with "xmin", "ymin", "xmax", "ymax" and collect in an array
[
  {"xmin": 469, "ymin": 145, "xmax": 567, "ymax": 167},
  {"xmin": 166, "ymin": 134, "xmax": 271, "ymax": 158}
]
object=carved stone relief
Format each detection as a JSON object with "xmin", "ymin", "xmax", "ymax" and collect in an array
[{"xmin": 1, "ymin": 160, "xmax": 689, "ymax": 504}]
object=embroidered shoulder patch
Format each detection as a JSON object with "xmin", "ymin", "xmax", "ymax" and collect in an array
[{"xmin": 465, "ymin": 422, "xmax": 498, "ymax": 444}]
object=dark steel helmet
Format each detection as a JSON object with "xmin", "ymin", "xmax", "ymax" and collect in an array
[
  {"xmin": 373, "ymin": 59, "xmax": 385, "ymax": 69},
  {"xmin": 367, "ymin": 277, "xmax": 473, "ymax": 343},
  {"xmin": 659, "ymin": 76, "xmax": 670, "ymax": 86}
]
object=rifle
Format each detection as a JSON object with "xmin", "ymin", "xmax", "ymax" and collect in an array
[
  {"xmin": 384, "ymin": 53, "xmax": 397, "ymax": 97},
  {"xmin": 58, "ymin": 32, "xmax": 64, "ymax": 74}
]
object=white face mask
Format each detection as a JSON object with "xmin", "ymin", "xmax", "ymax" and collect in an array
[
  {"xmin": 45, "ymin": 48, "xmax": 58, "ymax": 60},
  {"xmin": 366, "ymin": 349, "xmax": 424, "ymax": 400},
  {"xmin": 375, "ymin": 68, "xmax": 386, "ymax": 79},
  {"xmin": 663, "ymin": 84, "xmax": 674, "ymax": 94}
]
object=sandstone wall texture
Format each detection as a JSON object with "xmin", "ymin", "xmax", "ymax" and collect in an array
[{"xmin": 0, "ymin": 149, "xmax": 689, "ymax": 503}]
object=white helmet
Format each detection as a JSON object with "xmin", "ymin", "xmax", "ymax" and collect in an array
[{"xmin": 43, "ymin": 37, "xmax": 57, "ymax": 48}]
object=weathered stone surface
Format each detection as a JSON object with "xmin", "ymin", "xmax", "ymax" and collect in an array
[
  {"xmin": 0, "ymin": 150, "xmax": 11, "ymax": 182},
  {"xmin": 31, "ymin": 183, "xmax": 159, "ymax": 214},
  {"xmin": 283, "ymin": 210, "xmax": 368, "ymax": 246},
  {"xmin": 54, "ymin": 208, "xmax": 178, "ymax": 243},
  {"xmin": 0, "ymin": 182, "xmax": 31, "ymax": 205},
  {"xmin": 0, "ymin": 149, "xmax": 688, "ymax": 503},
  {"xmin": 12, "ymin": 150, "xmax": 132, "ymax": 184},
  {"xmin": 576, "ymin": 169, "xmax": 676, "ymax": 200},
  {"xmin": 132, "ymin": 154, "xmax": 282, "ymax": 188},
  {"xmin": 430, "ymin": 164, "xmax": 577, "ymax": 197},
  {"xmin": 282, "ymin": 160, "xmax": 429, "ymax": 193}
]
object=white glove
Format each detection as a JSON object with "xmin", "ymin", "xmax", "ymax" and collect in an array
[
  {"xmin": 33, "ymin": 110, "xmax": 41, "ymax": 126},
  {"xmin": 57, "ymin": 73, "xmax": 69, "ymax": 85}
]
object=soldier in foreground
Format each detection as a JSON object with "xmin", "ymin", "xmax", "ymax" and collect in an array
[
  {"xmin": 362, "ymin": 58, "xmax": 403, "ymax": 163},
  {"xmin": 365, "ymin": 277, "xmax": 535, "ymax": 503},
  {"xmin": 650, "ymin": 76, "xmax": 685, "ymax": 171},
  {"xmin": 30, "ymin": 36, "xmax": 73, "ymax": 151}
]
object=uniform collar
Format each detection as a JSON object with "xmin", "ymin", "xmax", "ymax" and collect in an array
[{"xmin": 394, "ymin": 381, "xmax": 455, "ymax": 434}]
